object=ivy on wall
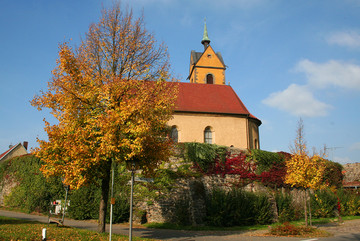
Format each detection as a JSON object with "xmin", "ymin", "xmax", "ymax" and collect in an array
[
  {"xmin": 182, "ymin": 142, "xmax": 227, "ymax": 173},
  {"xmin": 185, "ymin": 142, "xmax": 343, "ymax": 188}
]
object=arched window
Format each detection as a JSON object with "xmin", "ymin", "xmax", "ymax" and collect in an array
[
  {"xmin": 170, "ymin": 126, "xmax": 178, "ymax": 143},
  {"xmin": 204, "ymin": 126, "xmax": 212, "ymax": 144},
  {"xmin": 254, "ymin": 139, "xmax": 258, "ymax": 149},
  {"xmin": 206, "ymin": 74, "xmax": 214, "ymax": 84}
]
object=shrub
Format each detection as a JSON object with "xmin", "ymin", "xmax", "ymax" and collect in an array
[
  {"xmin": 253, "ymin": 194, "xmax": 273, "ymax": 225},
  {"xmin": 67, "ymin": 167, "xmax": 131, "ymax": 222},
  {"xmin": 275, "ymin": 192, "xmax": 296, "ymax": 222},
  {"xmin": 270, "ymin": 222, "xmax": 317, "ymax": 236},
  {"xmin": 205, "ymin": 188, "xmax": 254, "ymax": 226},
  {"xmin": 67, "ymin": 183, "xmax": 100, "ymax": 220},
  {"xmin": 205, "ymin": 188, "xmax": 273, "ymax": 227},
  {"xmin": 323, "ymin": 161, "xmax": 343, "ymax": 188},
  {"xmin": 337, "ymin": 189, "xmax": 360, "ymax": 216},
  {"xmin": 66, "ymin": 179, "xmax": 131, "ymax": 222},
  {"xmin": 111, "ymin": 192, "xmax": 130, "ymax": 223},
  {"xmin": 311, "ymin": 189, "xmax": 337, "ymax": 218}
]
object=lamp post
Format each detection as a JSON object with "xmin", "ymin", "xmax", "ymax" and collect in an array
[{"xmin": 60, "ymin": 178, "xmax": 69, "ymax": 225}]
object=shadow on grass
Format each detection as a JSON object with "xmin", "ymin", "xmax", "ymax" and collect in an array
[{"xmin": 0, "ymin": 216, "xmax": 37, "ymax": 225}]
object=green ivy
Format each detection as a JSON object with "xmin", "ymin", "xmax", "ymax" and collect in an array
[
  {"xmin": 249, "ymin": 149, "xmax": 284, "ymax": 174},
  {"xmin": 1, "ymin": 155, "xmax": 64, "ymax": 213},
  {"xmin": 183, "ymin": 142, "xmax": 227, "ymax": 173}
]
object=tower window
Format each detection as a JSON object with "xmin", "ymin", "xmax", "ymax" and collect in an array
[
  {"xmin": 204, "ymin": 126, "xmax": 212, "ymax": 144},
  {"xmin": 206, "ymin": 74, "xmax": 214, "ymax": 84}
]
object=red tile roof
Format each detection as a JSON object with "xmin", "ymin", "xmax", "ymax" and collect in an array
[
  {"xmin": 343, "ymin": 181, "xmax": 360, "ymax": 188},
  {"xmin": 0, "ymin": 143, "xmax": 20, "ymax": 161},
  {"xmin": 174, "ymin": 82, "xmax": 261, "ymax": 123}
]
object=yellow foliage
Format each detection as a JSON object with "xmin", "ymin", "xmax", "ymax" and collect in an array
[
  {"xmin": 285, "ymin": 154, "xmax": 327, "ymax": 190},
  {"xmin": 31, "ymin": 4, "xmax": 178, "ymax": 190}
]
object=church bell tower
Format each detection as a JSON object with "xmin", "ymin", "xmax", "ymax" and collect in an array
[{"xmin": 188, "ymin": 20, "xmax": 226, "ymax": 85}]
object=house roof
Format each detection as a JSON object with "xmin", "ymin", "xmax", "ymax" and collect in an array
[
  {"xmin": 343, "ymin": 181, "xmax": 360, "ymax": 188},
  {"xmin": 0, "ymin": 143, "xmax": 21, "ymax": 161},
  {"xmin": 174, "ymin": 82, "xmax": 261, "ymax": 123}
]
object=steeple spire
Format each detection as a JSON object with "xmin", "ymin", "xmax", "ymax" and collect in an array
[{"xmin": 201, "ymin": 18, "xmax": 210, "ymax": 49}]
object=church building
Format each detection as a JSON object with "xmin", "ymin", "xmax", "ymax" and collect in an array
[{"xmin": 167, "ymin": 22, "xmax": 261, "ymax": 149}]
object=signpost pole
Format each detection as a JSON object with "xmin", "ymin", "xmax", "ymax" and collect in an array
[
  {"xmin": 61, "ymin": 184, "xmax": 68, "ymax": 224},
  {"xmin": 109, "ymin": 160, "xmax": 115, "ymax": 241},
  {"xmin": 129, "ymin": 161, "xmax": 135, "ymax": 241}
]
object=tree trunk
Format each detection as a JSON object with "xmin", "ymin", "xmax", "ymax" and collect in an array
[{"xmin": 98, "ymin": 160, "xmax": 112, "ymax": 233}]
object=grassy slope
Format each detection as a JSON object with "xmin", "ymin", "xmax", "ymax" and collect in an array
[{"xmin": 0, "ymin": 216, "xmax": 154, "ymax": 241}]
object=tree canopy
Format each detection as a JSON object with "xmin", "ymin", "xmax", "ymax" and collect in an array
[{"xmin": 31, "ymin": 3, "xmax": 177, "ymax": 232}]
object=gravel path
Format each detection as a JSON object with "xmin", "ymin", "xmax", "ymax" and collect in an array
[{"xmin": 317, "ymin": 218, "xmax": 360, "ymax": 236}]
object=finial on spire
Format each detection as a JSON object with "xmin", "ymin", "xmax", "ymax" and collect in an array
[{"xmin": 201, "ymin": 18, "xmax": 210, "ymax": 49}]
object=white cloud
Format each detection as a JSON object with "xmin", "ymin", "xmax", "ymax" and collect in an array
[
  {"xmin": 295, "ymin": 59, "xmax": 360, "ymax": 90},
  {"xmin": 262, "ymin": 84, "xmax": 332, "ymax": 117},
  {"xmin": 350, "ymin": 142, "xmax": 360, "ymax": 151},
  {"xmin": 264, "ymin": 59, "xmax": 360, "ymax": 117},
  {"xmin": 327, "ymin": 30, "xmax": 360, "ymax": 48}
]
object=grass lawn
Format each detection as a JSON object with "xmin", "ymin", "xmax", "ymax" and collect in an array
[{"xmin": 0, "ymin": 216, "xmax": 155, "ymax": 241}]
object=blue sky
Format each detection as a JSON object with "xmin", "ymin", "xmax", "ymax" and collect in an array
[{"xmin": 1, "ymin": 0, "xmax": 360, "ymax": 164}]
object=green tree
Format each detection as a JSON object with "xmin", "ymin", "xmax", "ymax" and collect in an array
[{"xmin": 31, "ymin": 3, "xmax": 177, "ymax": 232}]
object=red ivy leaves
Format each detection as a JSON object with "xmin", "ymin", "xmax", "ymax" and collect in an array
[
  {"xmin": 193, "ymin": 152, "xmax": 287, "ymax": 187},
  {"xmin": 259, "ymin": 162, "xmax": 287, "ymax": 187},
  {"xmin": 209, "ymin": 152, "xmax": 258, "ymax": 180}
]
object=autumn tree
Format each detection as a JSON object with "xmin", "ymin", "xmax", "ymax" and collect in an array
[
  {"xmin": 285, "ymin": 118, "xmax": 327, "ymax": 226},
  {"xmin": 289, "ymin": 118, "xmax": 307, "ymax": 156},
  {"xmin": 31, "ymin": 3, "xmax": 177, "ymax": 232}
]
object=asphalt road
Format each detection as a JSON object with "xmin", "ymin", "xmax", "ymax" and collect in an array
[{"xmin": 1, "ymin": 210, "xmax": 360, "ymax": 241}]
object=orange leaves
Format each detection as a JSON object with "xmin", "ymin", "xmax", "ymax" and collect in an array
[{"xmin": 31, "ymin": 4, "xmax": 178, "ymax": 190}]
